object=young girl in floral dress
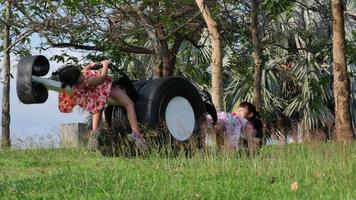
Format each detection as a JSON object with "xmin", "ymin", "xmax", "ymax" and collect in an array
[
  {"xmin": 53, "ymin": 60, "xmax": 144, "ymax": 150},
  {"xmin": 206, "ymin": 102, "xmax": 263, "ymax": 152}
]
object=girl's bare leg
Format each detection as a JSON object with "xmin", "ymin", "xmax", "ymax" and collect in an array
[
  {"xmin": 109, "ymin": 88, "xmax": 139, "ymax": 133},
  {"xmin": 87, "ymin": 111, "xmax": 103, "ymax": 151},
  {"xmin": 92, "ymin": 111, "xmax": 103, "ymax": 131}
]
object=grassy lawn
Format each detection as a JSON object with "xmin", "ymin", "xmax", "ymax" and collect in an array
[{"xmin": 0, "ymin": 142, "xmax": 355, "ymax": 199}]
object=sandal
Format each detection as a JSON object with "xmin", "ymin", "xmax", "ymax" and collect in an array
[{"xmin": 127, "ymin": 131, "xmax": 146, "ymax": 148}]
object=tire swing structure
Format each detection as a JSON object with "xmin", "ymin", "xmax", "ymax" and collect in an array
[
  {"xmin": 17, "ymin": 55, "xmax": 50, "ymax": 104},
  {"xmin": 17, "ymin": 55, "xmax": 213, "ymax": 155},
  {"xmin": 105, "ymin": 77, "xmax": 208, "ymax": 155}
]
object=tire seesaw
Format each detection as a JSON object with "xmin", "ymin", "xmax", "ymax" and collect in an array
[
  {"xmin": 16, "ymin": 55, "xmax": 119, "ymax": 105},
  {"xmin": 17, "ymin": 55, "xmax": 217, "ymax": 152}
]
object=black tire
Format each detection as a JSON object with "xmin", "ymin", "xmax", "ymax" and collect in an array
[
  {"xmin": 17, "ymin": 55, "xmax": 49, "ymax": 104},
  {"xmin": 31, "ymin": 55, "xmax": 50, "ymax": 76},
  {"xmin": 111, "ymin": 106, "xmax": 130, "ymax": 137},
  {"xmin": 199, "ymin": 90, "xmax": 217, "ymax": 124},
  {"xmin": 137, "ymin": 77, "xmax": 205, "ymax": 126},
  {"xmin": 31, "ymin": 82, "xmax": 49, "ymax": 103},
  {"xmin": 105, "ymin": 80, "xmax": 149, "ymax": 136},
  {"xmin": 136, "ymin": 77, "xmax": 206, "ymax": 148},
  {"xmin": 107, "ymin": 77, "xmax": 206, "ymax": 153},
  {"xmin": 133, "ymin": 80, "xmax": 149, "ymax": 92}
]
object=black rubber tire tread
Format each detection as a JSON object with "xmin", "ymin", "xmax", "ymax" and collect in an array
[
  {"xmin": 31, "ymin": 55, "xmax": 50, "ymax": 76},
  {"xmin": 137, "ymin": 77, "xmax": 206, "ymax": 128},
  {"xmin": 17, "ymin": 55, "xmax": 49, "ymax": 104},
  {"xmin": 31, "ymin": 82, "xmax": 48, "ymax": 103},
  {"xmin": 108, "ymin": 77, "xmax": 206, "ymax": 153},
  {"xmin": 133, "ymin": 80, "xmax": 149, "ymax": 92},
  {"xmin": 198, "ymin": 90, "xmax": 218, "ymax": 124},
  {"xmin": 135, "ymin": 77, "xmax": 206, "ymax": 149},
  {"xmin": 111, "ymin": 106, "xmax": 130, "ymax": 137}
]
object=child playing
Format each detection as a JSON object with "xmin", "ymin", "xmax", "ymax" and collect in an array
[
  {"xmin": 206, "ymin": 102, "xmax": 263, "ymax": 152},
  {"xmin": 236, "ymin": 102, "xmax": 263, "ymax": 154},
  {"xmin": 52, "ymin": 59, "xmax": 144, "ymax": 150}
]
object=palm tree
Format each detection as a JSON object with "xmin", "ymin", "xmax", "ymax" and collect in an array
[{"xmin": 224, "ymin": 0, "xmax": 340, "ymax": 141}]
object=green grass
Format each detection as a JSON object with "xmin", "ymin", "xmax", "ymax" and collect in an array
[{"xmin": 0, "ymin": 142, "xmax": 355, "ymax": 199}]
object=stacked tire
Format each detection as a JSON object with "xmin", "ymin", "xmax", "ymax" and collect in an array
[
  {"xmin": 108, "ymin": 77, "xmax": 206, "ymax": 151},
  {"xmin": 17, "ymin": 55, "xmax": 50, "ymax": 104},
  {"xmin": 16, "ymin": 55, "xmax": 209, "ymax": 154}
]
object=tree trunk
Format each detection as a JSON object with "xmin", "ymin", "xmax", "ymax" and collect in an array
[
  {"xmin": 169, "ymin": 35, "xmax": 183, "ymax": 76},
  {"xmin": 134, "ymin": 7, "xmax": 163, "ymax": 77},
  {"xmin": 156, "ymin": 27, "xmax": 172, "ymax": 77},
  {"xmin": 251, "ymin": 0, "xmax": 263, "ymax": 112},
  {"xmin": 195, "ymin": 0, "xmax": 223, "ymax": 111},
  {"xmin": 331, "ymin": 0, "xmax": 354, "ymax": 141},
  {"xmin": 2, "ymin": 0, "xmax": 12, "ymax": 149},
  {"xmin": 161, "ymin": 42, "xmax": 171, "ymax": 77}
]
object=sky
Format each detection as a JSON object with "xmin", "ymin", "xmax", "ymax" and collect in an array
[{"xmin": 0, "ymin": 35, "xmax": 89, "ymax": 147}]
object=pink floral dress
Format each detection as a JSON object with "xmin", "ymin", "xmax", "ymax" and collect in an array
[
  {"xmin": 58, "ymin": 69, "xmax": 112, "ymax": 114},
  {"xmin": 206, "ymin": 112, "xmax": 248, "ymax": 149}
]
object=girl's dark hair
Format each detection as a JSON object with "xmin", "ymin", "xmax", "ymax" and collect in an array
[
  {"xmin": 52, "ymin": 65, "xmax": 81, "ymax": 88},
  {"xmin": 239, "ymin": 102, "xmax": 263, "ymax": 138}
]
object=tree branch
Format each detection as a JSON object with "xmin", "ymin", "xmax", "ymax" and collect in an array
[
  {"xmin": 50, "ymin": 42, "xmax": 154, "ymax": 54},
  {"xmin": 5, "ymin": 30, "xmax": 34, "ymax": 52},
  {"xmin": 51, "ymin": 43, "xmax": 102, "ymax": 50},
  {"xmin": 169, "ymin": 34, "xmax": 183, "ymax": 67},
  {"xmin": 162, "ymin": 0, "xmax": 217, "ymax": 40},
  {"xmin": 345, "ymin": 11, "xmax": 356, "ymax": 20},
  {"xmin": 118, "ymin": 44, "xmax": 155, "ymax": 54},
  {"xmin": 172, "ymin": 6, "xmax": 195, "ymax": 19},
  {"xmin": 182, "ymin": 35, "xmax": 205, "ymax": 48}
]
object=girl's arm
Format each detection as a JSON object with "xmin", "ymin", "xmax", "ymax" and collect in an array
[
  {"xmin": 84, "ymin": 63, "xmax": 96, "ymax": 71},
  {"xmin": 87, "ymin": 59, "xmax": 111, "ymax": 87}
]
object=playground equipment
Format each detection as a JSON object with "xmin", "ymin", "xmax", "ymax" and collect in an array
[{"xmin": 17, "ymin": 55, "xmax": 213, "ymax": 148}]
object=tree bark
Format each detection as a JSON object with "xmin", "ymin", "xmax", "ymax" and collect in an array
[
  {"xmin": 195, "ymin": 0, "xmax": 224, "ymax": 111},
  {"xmin": 251, "ymin": 0, "xmax": 263, "ymax": 112},
  {"xmin": 169, "ymin": 35, "xmax": 184, "ymax": 76},
  {"xmin": 2, "ymin": 0, "xmax": 12, "ymax": 149},
  {"xmin": 331, "ymin": 0, "xmax": 354, "ymax": 141},
  {"xmin": 133, "ymin": 7, "xmax": 163, "ymax": 77},
  {"xmin": 156, "ymin": 27, "xmax": 172, "ymax": 77}
]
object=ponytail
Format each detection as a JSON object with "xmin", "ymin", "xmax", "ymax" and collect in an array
[{"xmin": 239, "ymin": 102, "xmax": 263, "ymax": 138}]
